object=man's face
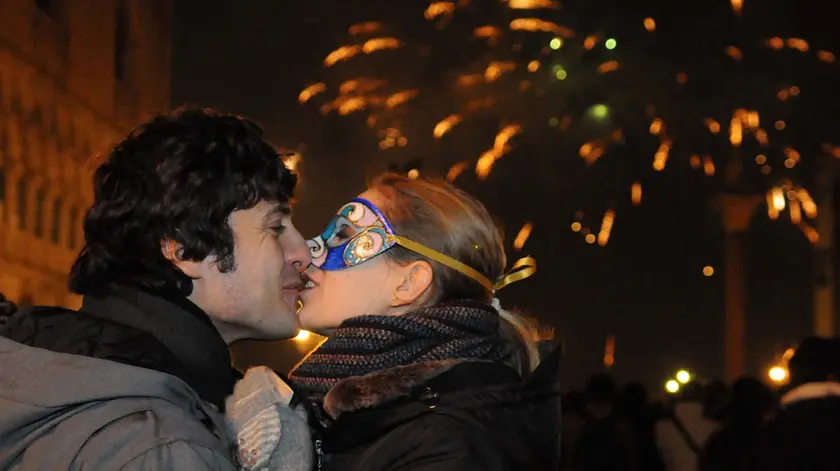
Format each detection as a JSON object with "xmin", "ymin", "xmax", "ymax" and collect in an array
[{"xmin": 188, "ymin": 200, "xmax": 311, "ymax": 343}]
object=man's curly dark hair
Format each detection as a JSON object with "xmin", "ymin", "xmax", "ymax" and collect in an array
[{"xmin": 68, "ymin": 108, "xmax": 297, "ymax": 296}]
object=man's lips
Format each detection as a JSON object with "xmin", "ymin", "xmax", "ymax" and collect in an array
[
  {"xmin": 282, "ymin": 281, "xmax": 305, "ymax": 291},
  {"xmin": 299, "ymin": 271, "xmax": 318, "ymax": 291}
]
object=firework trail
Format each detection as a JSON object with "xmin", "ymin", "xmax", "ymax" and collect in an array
[{"xmin": 301, "ymin": 0, "xmax": 835, "ymax": 246}]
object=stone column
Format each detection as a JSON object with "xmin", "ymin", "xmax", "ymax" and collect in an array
[
  {"xmin": 717, "ymin": 193, "xmax": 761, "ymax": 381},
  {"xmin": 814, "ymin": 154, "xmax": 835, "ymax": 337}
]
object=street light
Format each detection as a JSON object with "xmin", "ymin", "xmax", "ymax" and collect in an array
[
  {"xmin": 676, "ymin": 370, "xmax": 692, "ymax": 384},
  {"xmin": 589, "ymin": 104, "xmax": 610, "ymax": 120},
  {"xmin": 768, "ymin": 365, "xmax": 788, "ymax": 383},
  {"xmin": 665, "ymin": 380, "xmax": 680, "ymax": 394}
]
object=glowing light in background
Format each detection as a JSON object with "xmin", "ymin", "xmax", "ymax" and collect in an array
[
  {"xmin": 589, "ymin": 104, "xmax": 609, "ymax": 120},
  {"xmin": 631, "ymin": 182, "xmax": 642, "ymax": 206},
  {"xmin": 508, "ymin": 0, "xmax": 562, "ymax": 9},
  {"xmin": 513, "ymin": 222, "xmax": 533, "ymax": 250},
  {"xmin": 768, "ymin": 366, "xmax": 788, "ymax": 383},
  {"xmin": 298, "ymin": 83, "xmax": 326, "ymax": 104},
  {"xmin": 703, "ymin": 266, "xmax": 715, "ymax": 277},
  {"xmin": 301, "ymin": 0, "xmax": 832, "ymax": 251},
  {"xmin": 665, "ymin": 380, "xmax": 680, "ymax": 394},
  {"xmin": 597, "ymin": 210, "xmax": 615, "ymax": 246},
  {"xmin": 446, "ymin": 161, "xmax": 469, "ymax": 182},
  {"xmin": 425, "ymin": 1, "xmax": 456, "ymax": 20},
  {"xmin": 676, "ymin": 369, "xmax": 692, "ymax": 384},
  {"xmin": 603, "ymin": 335, "xmax": 616, "ymax": 367}
]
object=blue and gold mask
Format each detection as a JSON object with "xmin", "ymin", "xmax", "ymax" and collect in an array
[
  {"xmin": 307, "ymin": 198, "xmax": 396, "ymax": 271},
  {"xmin": 307, "ymin": 198, "xmax": 536, "ymax": 293}
]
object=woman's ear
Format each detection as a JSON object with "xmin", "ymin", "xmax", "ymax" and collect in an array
[{"xmin": 392, "ymin": 260, "xmax": 434, "ymax": 307}]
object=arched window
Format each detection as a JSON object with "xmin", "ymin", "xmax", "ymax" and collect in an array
[
  {"xmin": 51, "ymin": 197, "xmax": 63, "ymax": 243},
  {"xmin": 10, "ymin": 90, "xmax": 21, "ymax": 114},
  {"xmin": 30, "ymin": 103, "xmax": 43, "ymax": 127},
  {"xmin": 0, "ymin": 166, "xmax": 6, "ymax": 224},
  {"xmin": 115, "ymin": 0, "xmax": 129, "ymax": 80},
  {"xmin": 35, "ymin": 0, "xmax": 53, "ymax": 15},
  {"xmin": 68, "ymin": 204, "xmax": 80, "ymax": 249},
  {"xmin": 16, "ymin": 175, "xmax": 28, "ymax": 230},
  {"xmin": 33, "ymin": 186, "xmax": 46, "ymax": 237}
]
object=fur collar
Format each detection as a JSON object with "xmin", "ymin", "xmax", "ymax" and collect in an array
[
  {"xmin": 782, "ymin": 381, "xmax": 840, "ymax": 406},
  {"xmin": 322, "ymin": 359, "xmax": 467, "ymax": 419}
]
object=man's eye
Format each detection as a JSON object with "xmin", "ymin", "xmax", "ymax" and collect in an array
[{"xmin": 270, "ymin": 225, "xmax": 286, "ymax": 235}]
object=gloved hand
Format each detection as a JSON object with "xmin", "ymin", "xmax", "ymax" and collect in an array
[{"xmin": 225, "ymin": 366, "xmax": 314, "ymax": 471}]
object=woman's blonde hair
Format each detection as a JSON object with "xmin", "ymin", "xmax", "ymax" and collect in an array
[{"xmin": 369, "ymin": 173, "xmax": 540, "ymax": 373}]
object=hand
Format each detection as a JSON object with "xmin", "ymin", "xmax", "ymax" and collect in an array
[{"xmin": 226, "ymin": 367, "xmax": 313, "ymax": 471}]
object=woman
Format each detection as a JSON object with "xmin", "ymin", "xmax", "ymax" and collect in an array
[{"xmin": 231, "ymin": 173, "xmax": 561, "ymax": 471}]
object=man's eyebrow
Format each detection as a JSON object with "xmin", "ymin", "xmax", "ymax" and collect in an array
[{"xmin": 264, "ymin": 203, "xmax": 291, "ymax": 221}]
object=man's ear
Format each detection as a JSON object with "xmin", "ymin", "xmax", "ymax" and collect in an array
[
  {"xmin": 161, "ymin": 239, "xmax": 202, "ymax": 279},
  {"xmin": 392, "ymin": 260, "xmax": 434, "ymax": 306}
]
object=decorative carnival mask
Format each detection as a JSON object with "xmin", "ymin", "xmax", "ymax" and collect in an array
[{"xmin": 307, "ymin": 198, "xmax": 535, "ymax": 293}]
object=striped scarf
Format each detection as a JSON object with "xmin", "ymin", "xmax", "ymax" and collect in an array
[{"xmin": 288, "ymin": 300, "xmax": 513, "ymax": 403}]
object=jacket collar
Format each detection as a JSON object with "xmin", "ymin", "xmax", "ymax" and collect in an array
[
  {"xmin": 323, "ymin": 359, "xmax": 468, "ymax": 420},
  {"xmin": 318, "ymin": 348, "xmax": 562, "ymax": 468},
  {"xmin": 322, "ymin": 344, "xmax": 563, "ymax": 420},
  {"xmin": 782, "ymin": 381, "xmax": 840, "ymax": 406},
  {"xmin": 81, "ymin": 285, "xmax": 235, "ymax": 409}
]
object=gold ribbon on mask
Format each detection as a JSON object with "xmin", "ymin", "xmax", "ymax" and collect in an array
[
  {"xmin": 389, "ymin": 235, "xmax": 536, "ymax": 294},
  {"xmin": 493, "ymin": 256, "xmax": 537, "ymax": 292}
]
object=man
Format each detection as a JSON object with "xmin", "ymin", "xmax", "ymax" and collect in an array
[
  {"xmin": 569, "ymin": 374, "xmax": 638, "ymax": 471},
  {"xmin": 742, "ymin": 336, "xmax": 840, "ymax": 471},
  {"xmin": 656, "ymin": 382, "xmax": 721, "ymax": 471},
  {"xmin": 0, "ymin": 108, "xmax": 311, "ymax": 470}
]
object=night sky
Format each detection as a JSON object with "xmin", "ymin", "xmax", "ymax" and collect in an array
[{"xmin": 172, "ymin": 0, "xmax": 840, "ymax": 391}]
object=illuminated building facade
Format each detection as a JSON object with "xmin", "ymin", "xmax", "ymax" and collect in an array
[{"xmin": 0, "ymin": 0, "xmax": 172, "ymax": 306}]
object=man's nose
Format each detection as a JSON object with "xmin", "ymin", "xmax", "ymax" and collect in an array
[{"xmin": 286, "ymin": 231, "xmax": 312, "ymax": 271}]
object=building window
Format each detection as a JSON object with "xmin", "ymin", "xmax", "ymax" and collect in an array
[
  {"xmin": 51, "ymin": 197, "xmax": 63, "ymax": 243},
  {"xmin": 35, "ymin": 0, "xmax": 52, "ymax": 14},
  {"xmin": 68, "ymin": 205, "xmax": 79, "ymax": 248},
  {"xmin": 33, "ymin": 186, "xmax": 46, "ymax": 237},
  {"xmin": 10, "ymin": 91, "xmax": 22, "ymax": 113},
  {"xmin": 115, "ymin": 0, "xmax": 129, "ymax": 80},
  {"xmin": 16, "ymin": 176, "xmax": 28, "ymax": 230},
  {"xmin": 30, "ymin": 104, "xmax": 43, "ymax": 127},
  {"xmin": 0, "ymin": 167, "xmax": 6, "ymax": 223}
]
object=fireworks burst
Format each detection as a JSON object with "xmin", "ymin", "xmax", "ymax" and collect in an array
[{"xmin": 301, "ymin": 0, "xmax": 836, "ymax": 247}]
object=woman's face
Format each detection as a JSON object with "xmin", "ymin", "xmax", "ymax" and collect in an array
[{"xmin": 296, "ymin": 189, "xmax": 407, "ymax": 332}]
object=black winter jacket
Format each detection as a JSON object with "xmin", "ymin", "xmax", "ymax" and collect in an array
[
  {"xmin": 742, "ymin": 383, "xmax": 840, "ymax": 471},
  {"xmin": 312, "ymin": 348, "xmax": 562, "ymax": 471}
]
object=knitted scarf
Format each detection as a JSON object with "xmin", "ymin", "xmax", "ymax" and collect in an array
[{"xmin": 288, "ymin": 300, "xmax": 513, "ymax": 404}]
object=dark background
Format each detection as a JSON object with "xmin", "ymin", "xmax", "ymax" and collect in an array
[{"xmin": 171, "ymin": 0, "xmax": 840, "ymax": 391}]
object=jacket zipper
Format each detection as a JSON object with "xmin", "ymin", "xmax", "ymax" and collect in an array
[{"xmin": 315, "ymin": 438, "xmax": 324, "ymax": 471}]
